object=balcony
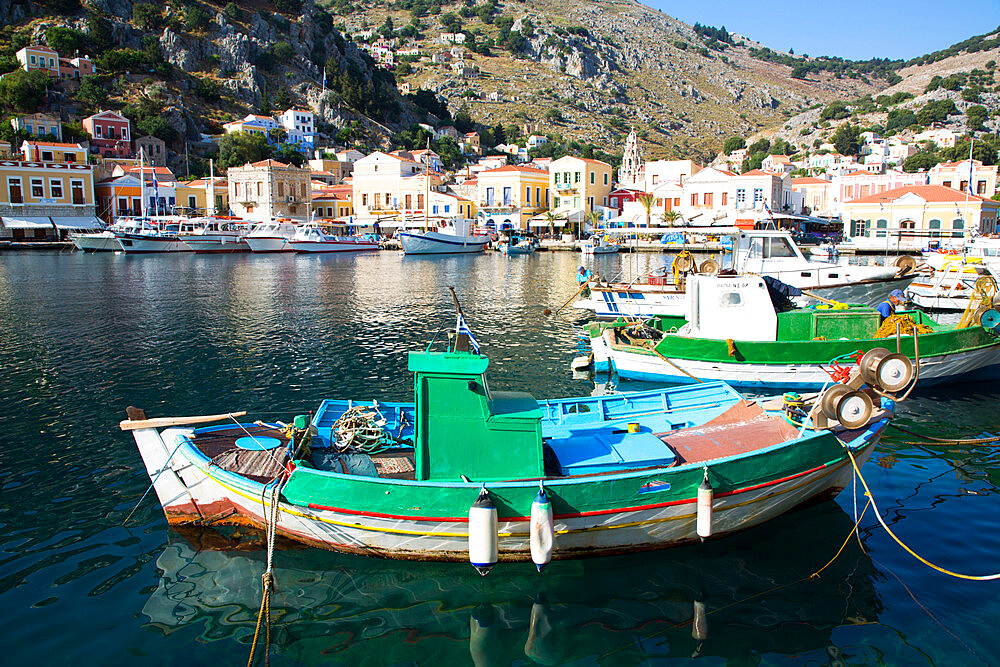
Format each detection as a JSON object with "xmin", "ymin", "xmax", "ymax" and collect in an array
[{"xmin": 554, "ymin": 182, "xmax": 577, "ymax": 191}]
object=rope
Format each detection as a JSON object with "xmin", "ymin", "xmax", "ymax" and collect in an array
[
  {"xmin": 845, "ymin": 448, "xmax": 1000, "ymax": 580},
  {"xmin": 247, "ymin": 475, "xmax": 284, "ymax": 666},
  {"xmin": 121, "ymin": 437, "xmax": 186, "ymax": 525},
  {"xmin": 888, "ymin": 423, "xmax": 1000, "ymax": 445},
  {"xmin": 873, "ymin": 314, "xmax": 933, "ymax": 338},
  {"xmin": 332, "ymin": 405, "xmax": 398, "ymax": 454}
]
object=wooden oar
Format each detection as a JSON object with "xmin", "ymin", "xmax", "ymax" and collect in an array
[
  {"xmin": 801, "ymin": 290, "xmax": 839, "ymax": 306},
  {"xmin": 120, "ymin": 411, "xmax": 247, "ymax": 431},
  {"xmin": 548, "ymin": 279, "xmax": 590, "ymax": 315}
]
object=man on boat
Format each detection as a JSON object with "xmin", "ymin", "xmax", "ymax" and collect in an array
[
  {"xmin": 876, "ymin": 289, "xmax": 905, "ymax": 322},
  {"xmin": 577, "ymin": 266, "xmax": 593, "ymax": 298}
]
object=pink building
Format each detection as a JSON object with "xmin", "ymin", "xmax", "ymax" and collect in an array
[
  {"xmin": 82, "ymin": 111, "xmax": 132, "ymax": 158},
  {"xmin": 836, "ymin": 169, "xmax": 927, "ymax": 208}
]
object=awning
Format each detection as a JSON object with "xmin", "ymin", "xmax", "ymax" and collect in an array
[
  {"xmin": 51, "ymin": 216, "xmax": 103, "ymax": 230},
  {"xmin": 373, "ymin": 219, "xmax": 404, "ymax": 228},
  {"xmin": 1, "ymin": 216, "xmax": 53, "ymax": 229},
  {"xmin": 529, "ymin": 220, "xmax": 555, "ymax": 228}
]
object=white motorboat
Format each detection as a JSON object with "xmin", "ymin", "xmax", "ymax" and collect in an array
[
  {"xmin": 286, "ymin": 223, "xmax": 380, "ymax": 253},
  {"xmin": 245, "ymin": 220, "xmax": 300, "ymax": 253},
  {"xmin": 115, "ymin": 217, "xmax": 198, "ymax": 254},
  {"xmin": 177, "ymin": 217, "xmax": 252, "ymax": 253},
  {"xmin": 581, "ymin": 235, "xmax": 620, "ymax": 255},
  {"xmin": 498, "ymin": 234, "xmax": 536, "ymax": 255},
  {"xmin": 906, "ymin": 255, "xmax": 1000, "ymax": 311},
  {"xmin": 398, "ymin": 218, "xmax": 490, "ymax": 255},
  {"xmin": 71, "ymin": 218, "xmax": 148, "ymax": 252},
  {"xmin": 575, "ymin": 230, "xmax": 913, "ymax": 319}
]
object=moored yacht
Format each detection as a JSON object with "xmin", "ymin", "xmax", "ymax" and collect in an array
[
  {"xmin": 286, "ymin": 223, "xmax": 380, "ymax": 253},
  {"xmin": 398, "ymin": 217, "xmax": 491, "ymax": 255},
  {"xmin": 245, "ymin": 220, "xmax": 301, "ymax": 253}
]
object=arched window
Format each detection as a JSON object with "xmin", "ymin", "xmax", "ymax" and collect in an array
[
  {"xmin": 952, "ymin": 218, "xmax": 964, "ymax": 238},
  {"xmin": 928, "ymin": 219, "xmax": 942, "ymax": 238},
  {"xmin": 876, "ymin": 218, "xmax": 888, "ymax": 238}
]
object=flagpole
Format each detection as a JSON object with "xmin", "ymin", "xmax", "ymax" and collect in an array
[{"xmin": 964, "ymin": 138, "xmax": 974, "ymax": 245}]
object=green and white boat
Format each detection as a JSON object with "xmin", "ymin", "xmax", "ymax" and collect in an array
[
  {"xmin": 124, "ymin": 312, "xmax": 895, "ymax": 570},
  {"xmin": 589, "ymin": 274, "xmax": 1000, "ymax": 390}
]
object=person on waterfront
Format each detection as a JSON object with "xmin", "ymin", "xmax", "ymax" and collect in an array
[
  {"xmin": 577, "ymin": 266, "xmax": 593, "ymax": 298},
  {"xmin": 876, "ymin": 289, "xmax": 905, "ymax": 322}
]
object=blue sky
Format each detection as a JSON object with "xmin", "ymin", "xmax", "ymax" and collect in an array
[{"xmin": 648, "ymin": 0, "xmax": 1000, "ymax": 60}]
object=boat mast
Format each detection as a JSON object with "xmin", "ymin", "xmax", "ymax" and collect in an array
[
  {"xmin": 424, "ymin": 138, "xmax": 430, "ymax": 232},
  {"xmin": 139, "ymin": 147, "xmax": 146, "ymax": 219},
  {"xmin": 207, "ymin": 158, "xmax": 215, "ymax": 217}
]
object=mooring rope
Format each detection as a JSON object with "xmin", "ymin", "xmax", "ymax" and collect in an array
[
  {"xmin": 888, "ymin": 423, "xmax": 1000, "ymax": 445},
  {"xmin": 845, "ymin": 448, "xmax": 1000, "ymax": 580},
  {"xmin": 247, "ymin": 475, "xmax": 284, "ymax": 667}
]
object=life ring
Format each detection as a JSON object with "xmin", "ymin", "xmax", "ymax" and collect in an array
[{"xmin": 699, "ymin": 259, "xmax": 719, "ymax": 275}]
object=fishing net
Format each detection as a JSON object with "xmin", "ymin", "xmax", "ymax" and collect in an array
[
  {"xmin": 874, "ymin": 314, "xmax": 934, "ymax": 338},
  {"xmin": 332, "ymin": 406, "xmax": 396, "ymax": 454}
]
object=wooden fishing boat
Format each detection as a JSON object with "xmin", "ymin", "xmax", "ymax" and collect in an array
[
  {"xmin": 499, "ymin": 234, "xmax": 536, "ymax": 255},
  {"xmin": 285, "ymin": 223, "xmax": 379, "ymax": 254},
  {"xmin": 124, "ymin": 308, "xmax": 894, "ymax": 569},
  {"xmin": 589, "ymin": 274, "xmax": 1000, "ymax": 389}
]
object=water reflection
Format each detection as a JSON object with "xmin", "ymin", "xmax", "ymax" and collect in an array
[{"xmin": 144, "ymin": 501, "xmax": 882, "ymax": 665}]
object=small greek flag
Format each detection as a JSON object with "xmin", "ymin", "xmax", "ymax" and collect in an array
[
  {"xmin": 152, "ymin": 173, "xmax": 159, "ymax": 214},
  {"xmin": 457, "ymin": 314, "xmax": 480, "ymax": 353}
]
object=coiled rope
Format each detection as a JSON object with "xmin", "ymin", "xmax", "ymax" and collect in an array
[
  {"xmin": 845, "ymin": 448, "xmax": 1000, "ymax": 581},
  {"xmin": 333, "ymin": 405, "xmax": 397, "ymax": 454},
  {"xmin": 247, "ymin": 474, "xmax": 284, "ymax": 666}
]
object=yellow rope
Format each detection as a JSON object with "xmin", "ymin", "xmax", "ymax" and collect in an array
[
  {"xmin": 873, "ymin": 314, "xmax": 933, "ymax": 338},
  {"xmin": 845, "ymin": 449, "xmax": 1000, "ymax": 580}
]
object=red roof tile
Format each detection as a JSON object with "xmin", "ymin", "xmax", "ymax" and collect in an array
[{"xmin": 846, "ymin": 184, "xmax": 996, "ymax": 205}]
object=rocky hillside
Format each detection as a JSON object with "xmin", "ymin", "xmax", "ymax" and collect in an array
[
  {"xmin": 1, "ymin": 0, "xmax": 996, "ymax": 169},
  {"xmin": 756, "ymin": 29, "xmax": 1000, "ymax": 159}
]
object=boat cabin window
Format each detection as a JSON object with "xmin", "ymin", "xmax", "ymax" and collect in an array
[
  {"xmin": 766, "ymin": 237, "xmax": 796, "ymax": 258},
  {"xmin": 719, "ymin": 291, "xmax": 743, "ymax": 307}
]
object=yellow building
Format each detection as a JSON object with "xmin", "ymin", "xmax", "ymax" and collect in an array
[
  {"xmin": 311, "ymin": 184, "xmax": 354, "ymax": 219},
  {"xmin": 928, "ymin": 159, "xmax": 998, "ymax": 199},
  {"xmin": 842, "ymin": 184, "xmax": 1000, "ymax": 240},
  {"xmin": 0, "ymin": 159, "xmax": 98, "ymax": 239},
  {"xmin": 476, "ymin": 165, "xmax": 550, "ymax": 230},
  {"xmin": 176, "ymin": 177, "xmax": 229, "ymax": 216},
  {"xmin": 21, "ymin": 141, "xmax": 88, "ymax": 164},
  {"xmin": 549, "ymin": 156, "xmax": 612, "ymax": 216}
]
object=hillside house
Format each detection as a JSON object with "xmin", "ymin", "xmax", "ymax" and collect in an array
[
  {"xmin": 135, "ymin": 136, "xmax": 167, "ymax": 167},
  {"xmin": 11, "ymin": 114, "xmax": 62, "ymax": 141},
  {"xmin": 83, "ymin": 111, "xmax": 132, "ymax": 158}
]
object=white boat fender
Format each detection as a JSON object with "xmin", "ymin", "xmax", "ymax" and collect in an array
[
  {"xmin": 697, "ymin": 468, "xmax": 713, "ymax": 541},
  {"xmin": 570, "ymin": 355, "xmax": 592, "ymax": 371},
  {"xmin": 692, "ymin": 593, "xmax": 708, "ymax": 641},
  {"xmin": 469, "ymin": 486, "xmax": 498, "ymax": 576},
  {"xmin": 524, "ymin": 593, "xmax": 558, "ymax": 665},
  {"xmin": 530, "ymin": 482, "xmax": 555, "ymax": 572}
]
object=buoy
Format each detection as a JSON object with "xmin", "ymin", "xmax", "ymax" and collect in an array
[
  {"xmin": 570, "ymin": 355, "xmax": 592, "ymax": 371},
  {"xmin": 530, "ymin": 483, "xmax": 554, "ymax": 572},
  {"xmin": 469, "ymin": 487, "xmax": 498, "ymax": 576},
  {"xmin": 691, "ymin": 595, "xmax": 708, "ymax": 641},
  {"xmin": 696, "ymin": 468, "xmax": 713, "ymax": 541},
  {"xmin": 980, "ymin": 308, "xmax": 1000, "ymax": 330}
]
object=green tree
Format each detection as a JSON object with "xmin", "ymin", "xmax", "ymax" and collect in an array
[
  {"xmin": 273, "ymin": 86, "xmax": 292, "ymax": 111},
  {"xmin": 967, "ymin": 105, "xmax": 989, "ymax": 132},
  {"xmin": 722, "ymin": 136, "xmax": 745, "ymax": 154},
  {"xmin": 0, "ymin": 70, "xmax": 49, "ymax": 112},
  {"xmin": 218, "ymin": 131, "xmax": 274, "ymax": 170},
  {"xmin": 820, "ymin": 100, "xmax": 850, "ymax": 121},
  {"xmin": 132, "ymin": 3, "xmax": 163, "ymax": 31},
  {"xmin": 902, "ymin": 150, "xmax": 938, "ymax": 173},
  {"xmin": 74, "ymin": 75, "xmax": 109, "ymax": 108},
  {"xmin": 45, "ymin": 26, "xmax": 86, "ymax": 54},
  {"xmin": 185, "ymin": 5, "xmax": 211, "ymax": 31},
  {"xmin": 748, "ymin": 138, "xmax": 770, "ymax": 154},
  {"xmin": 223, "ymin": 3, "xmax": 242, "ymax": 20},
  {"xmin": 831, "ymin": 123, "xmax": 860, "ymax": 157}
]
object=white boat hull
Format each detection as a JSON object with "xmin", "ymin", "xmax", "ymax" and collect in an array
[
  {"xmin": 245, "ymin": 236, "xmax": 292, "ymax": 253},
  {"xmin": 287, "ymin": 239, "xmax": 379, "ymax": 253},
  {"xmin": 116, "ymin": 234, "xmax": 191, "ymax": 253},
  {"xmin": 599, "ymin": 330, "xmax": 1000, "ymax": 389},
  {"xmin": 179, "ymin": 235, "xmax": 250, "ymax": 253},
  {"xmin": 399, "ymin": 231, "xmax": 490, "ymax": 255},
  {"xmin": 72, "ymin": 232, "xmax": 118, "ymax": 252}
]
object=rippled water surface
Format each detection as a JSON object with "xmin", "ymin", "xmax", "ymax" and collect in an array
[{"xmin": 1, "ymin": 249, "xmax": 999, "ymax": 666}]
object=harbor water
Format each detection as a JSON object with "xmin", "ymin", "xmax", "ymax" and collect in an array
[{"xmin": 1, "ymin": 249, "xmax": 999, "ymax": 665}]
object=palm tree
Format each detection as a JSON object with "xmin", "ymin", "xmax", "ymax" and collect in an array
[
  {"xmin": 661, "ymin": 210, "xmax": 681, "ymax": 227},
  {"xmin": 585, "ymin": 209, "xmax": 601, "ymax": 236},
  {"xmin": 637, "ymin": 193, "xmax": 656, "ymax": 228},
  {"xmin": 544, "ymin": 210, "xmax": 557, "ymax": 238}
]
